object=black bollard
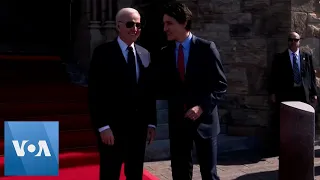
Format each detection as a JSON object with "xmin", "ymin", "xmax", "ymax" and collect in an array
[{"xmin": 279, "ymin": 101, "xmax": 315, "ymax": 180}]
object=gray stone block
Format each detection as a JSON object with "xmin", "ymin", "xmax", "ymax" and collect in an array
[
  {"xmin": 192, "ymin": 134, "xmax": 252, "ymax": 156},
  {"xmin": 157, "ymin": 109, "xmax": 168, "ymax": 124},
  {"xmin": 145, "ymin": 139, "xmax": 170, "ymax": 161},
  {"xmin": 155, "ymin": 124, "xmax": 169, "ymax": 141},
  {"xmin": 156, "ymin": 100, "xmax": 168, "ymax": 110},
  {"xmin": 145, "ymin": 134, "xmax": 252, "ymax": 161},
  {"xmin": 217, "ymin": 134, "xmax": 251, "ymax": 153}
]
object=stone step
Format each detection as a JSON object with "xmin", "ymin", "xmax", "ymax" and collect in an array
[
  {"xmin": 156, "ymin": 100, "xmax": 168, "ymax": 110},
  {"xmin": 0, "ymin": 124, "xmax": 170, "ymax": 155},
  {"xmin": 154, "ymin": 124, "xmax": 169, "ymax": 140},
  {"xmin": 145, "ymin": 139, "xmax": 170, "ymax": 161},
  {"xmin": 145, "ymin": 134, "xmax": 253, "ymax": 161},
  {"xmin": 0, "ymin": 129, "xmax": 97, "ymax": 155},
  {"xmin": 156, "ymin": 109, "xmax": 168, "ymax": 124},
  {"xmin": 0, "ymin": 101, "xmax": 88, "ymax": 118},
  {"xmin": 0, "ymin": 83, "xmax": 87, "ymax": 103},
  {"xmin": 0, "ymin": 59, "xmax": 70, "ymax": 85},
  {"xmin": 0, "ymin": 114, "xmax": 91, "ymax": 135}
]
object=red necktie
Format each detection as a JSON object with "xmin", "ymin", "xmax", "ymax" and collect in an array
[
  {"xmin": 177, "ymin": 44, "xmax": 187, "ymax": 110},
  {"xmin": 177, "ymin": 44, "xmax": 185, "ymax": 81}
]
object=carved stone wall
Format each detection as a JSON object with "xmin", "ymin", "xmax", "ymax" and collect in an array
[
  {"xmin": 295, "ymin": 0, "xmax": 320, "ymax": 129},
  {"xmin": 73, "ymin": 0, "xmax": 121, "ymax": 71},
  {"xmin": 173, "ymin": 0, "xmax": 290, "ymax": 136},
  {"xmin": 73, "ymin": 0, "xmax": 320, "ymax": 137}
]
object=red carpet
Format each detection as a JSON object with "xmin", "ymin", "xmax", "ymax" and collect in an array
[
  {"xmin": 1, "ymin": 164, "xmax": 158, "ymax": 180},
  {"xmin": 0, "ymin": 59, "xmax": 159, "ymax": 180},
  {"xmin": 0, "ymin": 148, "xmax": 159, "ymax": 180}
]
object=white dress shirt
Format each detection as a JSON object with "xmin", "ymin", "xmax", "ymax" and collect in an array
[{"xmin": 98, "ymin": 37, "xmax": 155, "ymax": 133}]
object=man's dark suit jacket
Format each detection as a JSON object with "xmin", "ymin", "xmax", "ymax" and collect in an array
[
  {"xmin": 269, "ymin": 50, "xmax": 317, "ymax": 103},
  {"xmin": 88, "ymin": 39, "xmax": 157, "ymax": 134},
  {"xmin": 152, "ymin": 36, "xmax": 227, "ymax": 138}
]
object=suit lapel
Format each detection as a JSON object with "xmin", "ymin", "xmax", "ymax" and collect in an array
[
  {"xmin": 300, "ymin": 52, "xmax": 306, "ymax": 77},
  {"xmin": 164, "ymin": 42, "xmax": 181, "ymax": 83},
  {"xmin": 284, "ymin": 50, "xmax": 293, "ymax": 75},
  {"xmin": 186, "ymin": 36, "xmax": 197, "ymax": 77},
  {"xmin": 168, "ymin": 42, "xmax": 178, "ymax": 71},
  {"xmin": 135, "ymin": 45, "xmax": 146, "ymax": 83},
  {"xmin": 170, "ymin": 36, "xmax": 197, "ymax": 81},
  {"xmin": 113, "ymin": 39, "xmax": 127, "ymax": 67}
]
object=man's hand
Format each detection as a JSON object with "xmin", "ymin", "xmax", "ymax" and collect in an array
[
  {"xmin": 311, "ymin": 96, "xmax": 318, "ymax": 107},
  {"xmin": 100, "ymin": 128, "xmax": 114, "ymax": 145},
  {"xmin": 185, "ymin": 105, "xmax": 203, "ymax": 121},
  {"xmin": 147, "ymin": 127, "xmax": 156, "ymax": 145}
]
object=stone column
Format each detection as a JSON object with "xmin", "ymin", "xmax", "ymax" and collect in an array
[
  {"xmin": 103, "ymin": 0, "xmax": 117, "ymax": 42},
  {"xmin": 91, "ymin": 0, "xmax": 98, "ymax": 22},
  {"xmin": 279, "ymin": 101, "xmax": 315, "ymax": 180},
  {"xmin": 118, "ymin": 0, "xmax": 133, "ymax": 8},
  {"xmin": 87, "ymin": 0, "xmax": 105, "ymax": 64},
  {"xmin": 101, "ymin": 0, "xmax": 106, "ymax": 23},
  {"xmin": 70, "ymin": 0, "xmax": 91, "ymax": 72}
]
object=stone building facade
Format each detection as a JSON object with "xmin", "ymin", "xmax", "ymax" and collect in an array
[{"xmin": 71, "ymin": 0, "xmax": 320, "ymax": 152}]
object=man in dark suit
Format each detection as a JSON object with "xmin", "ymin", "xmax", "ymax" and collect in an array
[
  {"xmin": 152, "ymin": 3, "xmax": 227, "ymax": 180},
  {"xmin": 88, "ymin": 8, "xmax": 156, "ymax": 180},
  {"xmin": 268, "ymin": 31, "xmax": 318, "ymax": 154}
]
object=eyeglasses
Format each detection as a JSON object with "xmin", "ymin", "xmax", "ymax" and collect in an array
[
  {"xmin": 118, "ymin": 21, "xmax": 141, "ymax": 29},
  {"xmin": 288, "ymin": 38, "xmax": 300, "ymax": 42}
]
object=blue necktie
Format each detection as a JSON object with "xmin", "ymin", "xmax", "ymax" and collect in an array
[{"xmin": 292, "ymin": 53, "xmax": 301, "ymax": 84}]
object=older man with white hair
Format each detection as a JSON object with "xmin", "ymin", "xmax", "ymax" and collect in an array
[{"xmin": 88, "ymin": 7, "xmax": 157, "ymax": 180}]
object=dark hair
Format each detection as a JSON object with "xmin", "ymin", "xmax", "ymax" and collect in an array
[{"xmin": 163, "ymin": 2, "xmax": 192, "ymax": 30}]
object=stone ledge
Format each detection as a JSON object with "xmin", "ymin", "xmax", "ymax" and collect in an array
[
  {"xmin": 145, "ymin": 139, "xmax": 170, "ymax": 161},
  {"xmin": 217, "ymin": 134, "xmax": 254, "ymax": 153},
  {"xmin": 156, "ymin": 100, "xmax": 168, "ymax": 110},
  {"xmin": 227, "ymin": 125, "xmax": 268, "ymax": 136},
  {"xmin": 154, "ymin": 123, "xmax": 169, "ymax": 140},
  {"xmin": 157, "ymin": 109, "xmax": 168, "ymax": 124},
  {"xmin": 145, "ymin": 134, "xmax": 253, "ymax": 161},
  {"xmin": 154, "ymin": 124, "xmax": 227, "ymax": 141}
]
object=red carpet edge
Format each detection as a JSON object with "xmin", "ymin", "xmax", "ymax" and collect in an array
[{"xmin": 0, "ymin": 150, "xmax": 159, "ymax": 180}]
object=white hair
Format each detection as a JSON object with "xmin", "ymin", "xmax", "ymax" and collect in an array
[{"xmin": 115, "ymin": 8, "xmax": 140, "ymax": 25}]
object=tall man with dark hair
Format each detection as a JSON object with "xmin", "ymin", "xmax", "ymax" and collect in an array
[
  {"xmin": 88, "ymin": 8, "xmax": 156, "ymax": 180},
  {"xmin": 153, "ymin": 2, "xmax": 227, "ymax": 180}
]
